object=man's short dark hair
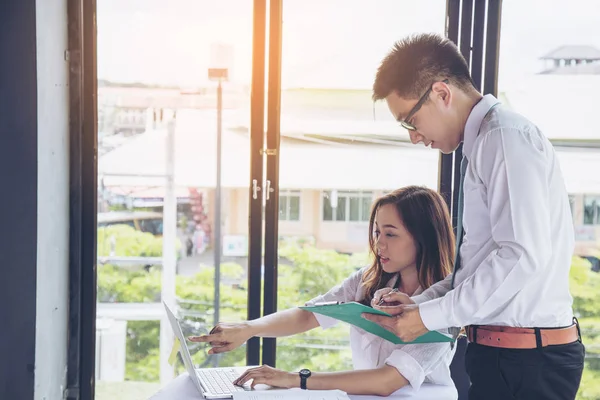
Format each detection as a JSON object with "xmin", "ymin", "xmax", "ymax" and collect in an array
[{"xmin": 372, "ymin": 33, "xmax": 476, "ymax": 101}]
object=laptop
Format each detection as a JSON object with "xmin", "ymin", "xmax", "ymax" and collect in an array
[{"xmin": 163, "ymin": 301, "xmax": 258, "ymax": 399}]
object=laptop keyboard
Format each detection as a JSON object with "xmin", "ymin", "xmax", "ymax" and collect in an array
[{"xmin": 197, "ymin": 368, "xmax": 249, "ymax": 396}]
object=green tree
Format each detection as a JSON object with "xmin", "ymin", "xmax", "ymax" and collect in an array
[
  {"xmin": 97, "ymin": 230, "xmax": 367, "ymax": 381},
  {"xmin": 98, "ymin": 261, "xmax": 249, "ymax": 382},
  {"xmin": 571, "ymin": 256, "xmax": 600, "ymax": 400},
  {"xmin": 273, "ymin": 243, "xmax": 369, "ymax": 371},
  {"xmin": 97, "ymin": 225, "xmax": 164, "ymax": 258}
]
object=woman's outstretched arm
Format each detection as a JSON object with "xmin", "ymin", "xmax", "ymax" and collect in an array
[
  {"xmin": 249, "ymin": 308, "xmax": 320, "ymax": 337},
  {"xmin": 189, "ymin": 308, "xmax": 319, "ymax": 354},
  {"xmin": 191, "ymin": 268, "xmax": 366, "ymax": 354}
]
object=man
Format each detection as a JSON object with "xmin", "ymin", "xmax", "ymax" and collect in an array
[{"xmin": 363, "ymin": 33, "xmax": 584, "ymax": 399}]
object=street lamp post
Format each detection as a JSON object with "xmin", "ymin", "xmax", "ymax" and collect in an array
[
  {"xmin": 208, "ymin": 71, "xmax": 225, "ymax": 329},
  {"xmin": 208, "ymin": 44, "xmax": 229, "ymax": 367}
]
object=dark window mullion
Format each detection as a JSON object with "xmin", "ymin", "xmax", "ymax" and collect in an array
[
  {"xmin": 262, "ymin": 0, "xmax": 283, "ymax": 368},
  {"xmin": 247, "ymin": 0, "xmax": 267, "ymax": 367}
]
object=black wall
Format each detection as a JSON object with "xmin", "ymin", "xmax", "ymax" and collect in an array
[{"xmin": 0, "ymin": 1, "xmax": 39, "ymax": 399}]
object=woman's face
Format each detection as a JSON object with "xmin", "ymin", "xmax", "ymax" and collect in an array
[{"xmin": 374, "ymin": 204, "xmax": 418, "ymax": 274}]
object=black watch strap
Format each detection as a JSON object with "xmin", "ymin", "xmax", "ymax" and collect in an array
[{"xmin": 299, "ymin": 369, "xmax": 311, "ymax": 390}]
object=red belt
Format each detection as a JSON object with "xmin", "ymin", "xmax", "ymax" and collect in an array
[{"xmin": 466, "ymin": 323, "xmax": 580, "ymax": 349}]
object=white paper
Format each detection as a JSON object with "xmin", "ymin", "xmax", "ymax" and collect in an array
[{"xmin": 233, "ymin": 388, "xmax": 350, "ymax": 400}]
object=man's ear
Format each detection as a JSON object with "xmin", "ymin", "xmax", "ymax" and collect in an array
[{"xmin": 432, "ymin": 81, "xmax": 452, "ymax": 107}]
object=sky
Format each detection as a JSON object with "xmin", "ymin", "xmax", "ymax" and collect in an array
[{"xmin": 97, "ymin": 0, "xmax": 600, "ymax": 90}]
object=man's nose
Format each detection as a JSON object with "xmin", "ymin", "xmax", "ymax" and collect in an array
[{"xmin": 409, "ymin": 131, "xmax": 424, "ymax": 144}]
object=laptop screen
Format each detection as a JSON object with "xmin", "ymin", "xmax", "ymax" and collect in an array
[{"xmin": 163, "ymin": 301, "xmax": 203, "ymax": 391}]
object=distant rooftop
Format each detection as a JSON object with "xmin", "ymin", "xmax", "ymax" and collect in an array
[
  {"xmin": 540, "ymin": 62, "xmax": 600, "ymax": 75},
  {"xmin": 538, "ymin": 45, "xmax": 600, "ymax": 75},
  {"xmin": 540, "ymin": 45, "xmax": 600, "ymax": 61}
]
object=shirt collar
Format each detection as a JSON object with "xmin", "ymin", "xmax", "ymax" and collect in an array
[{"xmin": 463, "ymin": 94, "xmax": 500, "ymax": 159}]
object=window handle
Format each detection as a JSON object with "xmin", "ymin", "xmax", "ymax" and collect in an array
[
  {"xmin": 265, "ymin": 180, "xmax": 275, "ymax": 201},
  {"xmin": 252, "ymin": 179, "xmax": 261, "ymax": 200}
]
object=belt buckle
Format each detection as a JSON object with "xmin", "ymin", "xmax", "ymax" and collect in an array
[
  {"xmin": 573, "ymin": 317, "xmax": 582, "ymax": 343},
  {"xmin": 448, "ymin": 326, "xmax": 467, "ymax": 350},
  {"xmin": 449, "ymin": 326, "xmax": 461, "ymax": 339}
]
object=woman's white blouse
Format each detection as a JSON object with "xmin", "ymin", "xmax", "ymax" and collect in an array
[{"xmin": 304, "ymin": 267, "xmax": 456, "ymax": 393}]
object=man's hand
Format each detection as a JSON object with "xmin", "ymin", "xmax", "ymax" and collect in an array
[{"xmin": 362, "ymin": 304, "xmax": 428, "ymax": 342}]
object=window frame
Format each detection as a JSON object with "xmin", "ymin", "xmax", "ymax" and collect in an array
[
  {"xmin": 278, "ymin": 189, "xmax": 301, "ymax": 222},
  {"xmin": 321, "ymin": 190, "xmax": 373, "ymax": 223}
]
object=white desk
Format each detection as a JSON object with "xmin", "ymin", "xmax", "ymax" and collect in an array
[{"xmin": 148, "ymin": 373, "xmax": 457, "ymax": 400}]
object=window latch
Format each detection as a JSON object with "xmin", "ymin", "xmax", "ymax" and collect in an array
[
  {"xmin": 260, "ymin": 148, "xmax": 277, "ymax": 156},
  {"xmin": 252, "ymin": 179, "xmax": 261, "ymax": 200},
  {"xmin": 265, "ymin": 180, "xmax": 275, "ymax": 200}
]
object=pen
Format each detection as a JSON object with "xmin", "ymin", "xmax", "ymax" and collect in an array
[{"xmin": 377, "ymin": 288, "xmax": 399, "ymax": 306}]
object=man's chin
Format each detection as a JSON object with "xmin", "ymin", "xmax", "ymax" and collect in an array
[{"xmin": 438, "ymin": 143, "xmax": 462, "ymax": 154}]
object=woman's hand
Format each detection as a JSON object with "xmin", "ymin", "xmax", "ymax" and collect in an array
[
  {"xmin": 371, "ymin": 289, "xmax": 415, "ymax": 315},
  {"xmin": 371, "ymin": 288, "xmax": 396, "ymax": 307},
  {"xmin": 233, "ymin": 365, "xmax": 298, "ymax": 389},
  {"xmin": 188, "ymin": 322, "xmax": 254, "ymax": 354}
]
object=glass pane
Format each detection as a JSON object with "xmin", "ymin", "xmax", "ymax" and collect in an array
[
  {"xmin": 289, "ymin": 195, "xmax": 301, "ymax": 221},
  {"xmin": 349, "ymin": 197, "xmax": 360, "ymax": 221},
  {"xmin": 584, "ymin": 197, "xmax": 599, "ymax": 225},
  {"xmin": 361, "ymin": 196, "xmax": 372, "ymax": 222},
  {"xmin": 276, "ymin": 0, "xmax": 445, "ymax": 374},
  {"xmin": 322, "ymin": 191, "xmax": 333, "ymax": 221},
  {"xmin": 279, "ymin": 195, "xmax": 289, "ymax": 220},
  {"xmin": 499, "ymin": 1, "xmax": 600, "ymax": 393},
  {"xmin": 96, "ymin": 0, "xmax": 253, "ymax": 396},
  {"xmin": 336, "ymin": 197, "xmax": 347, "ymax": 222}
]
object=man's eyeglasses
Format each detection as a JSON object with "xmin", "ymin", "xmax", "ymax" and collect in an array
[{"xmin": 399, "ymin": 79, "xmax": 449, "ymax": 131}]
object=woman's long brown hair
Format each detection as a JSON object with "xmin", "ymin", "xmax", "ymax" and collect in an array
[{"xmin": 361, "ymin": 186, "xmax": 455, "ymax": 306}]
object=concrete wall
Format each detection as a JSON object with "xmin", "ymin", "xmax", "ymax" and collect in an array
[
  {"xmin": 34, "ymin": 0, "xmax": 70, "ymax": 398},
  {"xmin": 222, "ymin": 190, "xmax": 598, "ymax": 255},
  {"xmin": 224, "ymin": 188, "xmax": 370, "ymax": 253}
]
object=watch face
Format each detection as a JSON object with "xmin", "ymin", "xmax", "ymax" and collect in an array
[{"xmin": 299, "ymin": 369, "xmax": 311, "ymax": 377}]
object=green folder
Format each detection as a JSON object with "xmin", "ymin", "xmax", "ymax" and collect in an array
[{"xmin": 300, "ymin": 301, "xmax": 454, "ymax": 345}]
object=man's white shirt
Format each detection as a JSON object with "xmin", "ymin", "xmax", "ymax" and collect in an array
[{"xmin": 415, "ymin": 94, "xmax": 575, "ymax": 330}]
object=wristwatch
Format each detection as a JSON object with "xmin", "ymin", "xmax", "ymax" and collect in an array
[{"xmin": 299, "ymin": 368, "xmax": 311, "ymax": 390}]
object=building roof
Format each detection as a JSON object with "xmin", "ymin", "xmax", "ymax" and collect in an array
[
  {"xmin": 540, "ymin": 45, "xmax": 600, "ymax": 61},
  {"xmin": 98, "ymin": 76, "xmax": 600, "ymax": 193},
  {"xmin": 501, "ymin": 74, "xmax": 600, "ymax": 142},
  {"xmin": 540, "ymin": 62, "xmax": 600, "ymax": 75},
  {"xmin": 99, "ymin": 112, "xmax": 439, "ymax": 191},
  {"xmin": 99, "ymin": 109, "xmax": 600, "ymax": 194}
]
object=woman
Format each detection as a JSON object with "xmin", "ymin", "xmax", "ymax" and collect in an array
[{"xmin": 190, "ymin": 186, "xmax": 456, "ymax": 397}]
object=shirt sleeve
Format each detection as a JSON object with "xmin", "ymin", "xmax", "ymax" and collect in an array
[
  {"xmin": 420, "ymin": 127, "xmax": 553, "ymax": 330},
  {"xmin": 411, "ymin": 274, "xmax": 452, "ymax": 304},
  {"xmin": 384, "ymin": 338, "xmax": 454, "ymax": 391},
  {"xmin": 304, "ymin": 267, "xmax": 365, "ymax": 329}
]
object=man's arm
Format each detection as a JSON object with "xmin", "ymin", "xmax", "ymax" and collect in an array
[{"xmin": 419, "ymin": 127, "xmax": 553, "ymax": 331}]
